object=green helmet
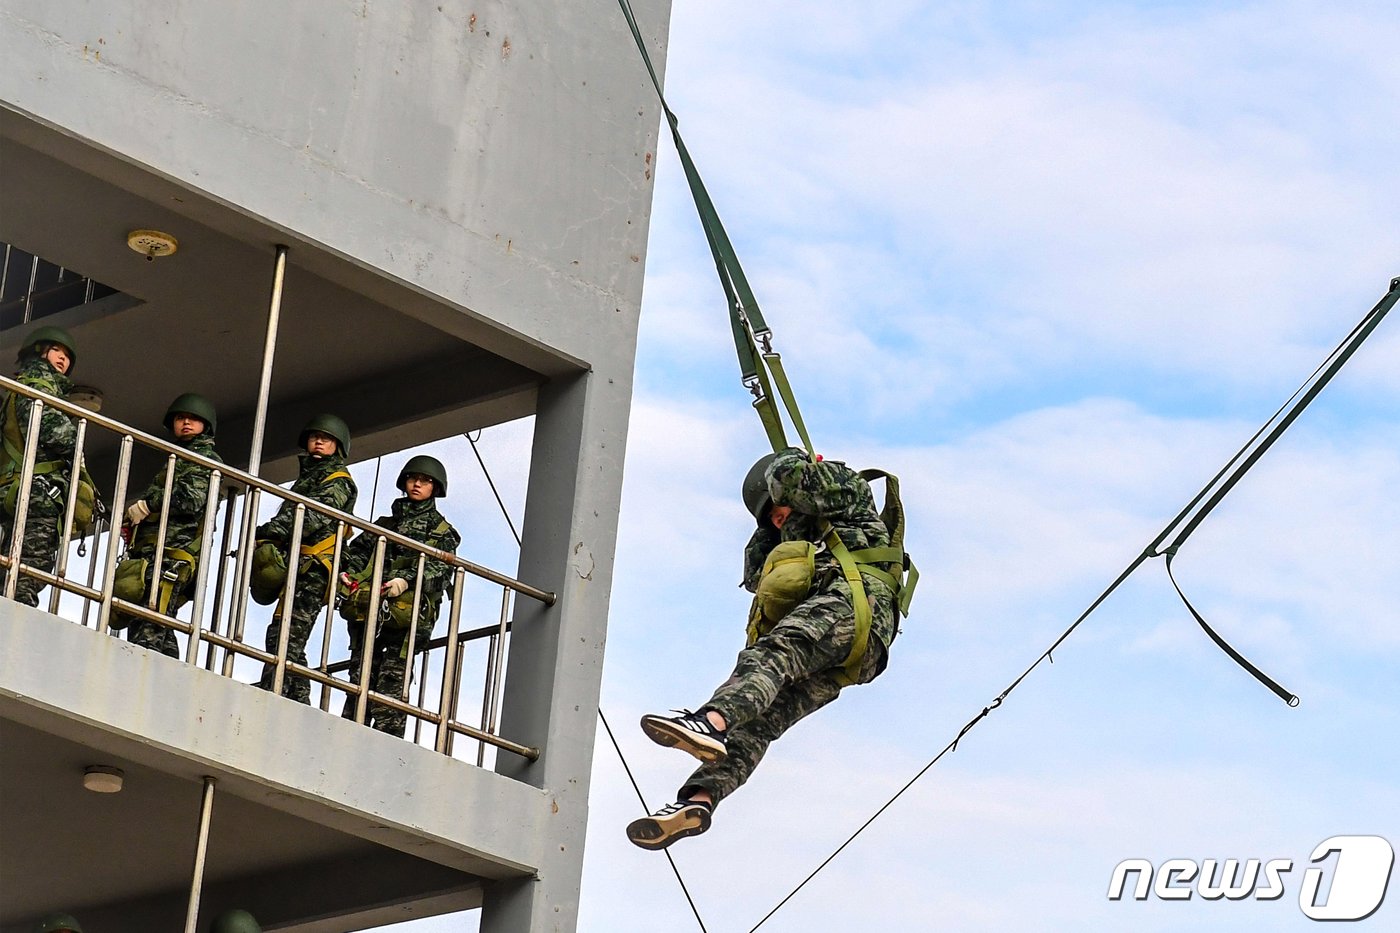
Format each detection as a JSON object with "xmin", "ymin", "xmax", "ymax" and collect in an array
[
  {"xmin": 397, "ymin": 454, "xmax": 448, "ymax": 497},
  {"xmin": 299, "ymin": 413, "xmax": 350, "ymax": 457},
  {"xmin": 742, "ymin": 452, "xmax": 779, "ymax": 525},
  {"xmin": 209, "ymin": 909, "xmax": 261, "ymax": 933},
  {"xmin": 164, "ymin": 392, "xmax": 218, "ymax": 436},
  {"xmin": 34, "ymin": 913, "xmax": 83, "ymax": 933},
  {"xmin": 18, "ymin": 325, "xmax": 77, "ymax": 371}
]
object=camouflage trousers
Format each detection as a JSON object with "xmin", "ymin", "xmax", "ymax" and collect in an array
[
  {"xmin": 257, "ymin": 564, "xmax": 331, "ymax": 703},
  {"xmin": 1, "ymin": 493, "xmax": 63, "ymax": 608},
  {"xmin": 340, "ymin": 623, "xmax": 427, "ymax": 738},
  {"xmin": 682, "ymin": 583, "xmax": 892, "ymax": 807}
]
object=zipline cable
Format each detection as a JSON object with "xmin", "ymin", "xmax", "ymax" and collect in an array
[
  {"xmin": 747, "ymin": 276, "xmax": 1399, "ymax": 931},
  {"xmin": 466, "ymin": 424, "xmax": 710, "ymax": 932}
]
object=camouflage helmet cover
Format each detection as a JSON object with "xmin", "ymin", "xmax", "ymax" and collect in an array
[
  {"xmin": 299, "ymin": 413, "xmax": 351, "ymax": 457},
  {"xmin": 397, "ymin": 454, "xmax": 448, "ymax": 497},
  {"xmin": 19, "ymin": 325, "xmax": 78, "ymax": 371},
  {"xmin": 208, "ymin": 909, "xmax": 261, "ymax": 933},
  {"xmin": 742, "ymin": 452, "xmax": 779, "ymax": 525},
  {"xmin": 164, "ymin": 392, "xmax": 218, "ymax": 436},
  {"xmin": 34, "ymin": 913, "xmax": 84, "ymax": 933}
]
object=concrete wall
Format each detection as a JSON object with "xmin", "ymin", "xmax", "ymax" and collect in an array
[{"xmin": 0, "ymin": 0, "xmax": 672, "ymax": 374}]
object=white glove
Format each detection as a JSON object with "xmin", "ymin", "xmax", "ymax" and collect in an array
[
  {"xmin": 126, "ymin": 500, "xmax": 151, "ymax": 525},
  {"xmin": 382, "ymin": 577, "xmax": 409, "ymax": 599}
]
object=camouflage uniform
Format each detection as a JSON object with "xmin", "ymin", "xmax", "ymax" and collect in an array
[
  {"xmin": 117, "ymin": 431, "xmax": 223, "ymax": 657},
  {"xmin": 255, "ymin": 452, "xmax": 357, "ymax": 702},
  {"xmin": 339, "ymin": 495, "xmax": 460, "ymax": 736},
  {"xmin": 682, "ymin": 447, "xmax": 896, "ymax": 807},
  {"xmin": 1, "ymin": 358, "xmax": 77, "ymax": 607}
]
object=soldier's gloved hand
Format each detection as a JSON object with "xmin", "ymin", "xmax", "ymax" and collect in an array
[
  {"xmin": 126, "ymin": 499, "xmax": 151, "ymax": 524},
  {"xmin": 381, "ymin": 577, "xmax": 409, "ymax": 599}
]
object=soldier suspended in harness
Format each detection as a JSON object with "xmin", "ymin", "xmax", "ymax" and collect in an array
[
  {"xmin": 627, "ymin": 446, "xmax": 918, "ymax": 850},
  {"xmin": 110, "ymin": 393, "xmax": 224, "ymax": 657},
  {"xmin": 252, "ymin": 413, "xmax": 358, "ymax": 703},
  {"xmin": 336, "ymin": 454, "xmax": 461, "ymax": 737}
]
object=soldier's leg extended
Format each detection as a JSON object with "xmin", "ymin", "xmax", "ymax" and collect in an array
[
  {"xmin": 259, "ymin": 565, "xmax": 329, "ymax": 703},
  {"xmin": 368, "ymin": 635, "xmax": 413, "ymax": 737}
]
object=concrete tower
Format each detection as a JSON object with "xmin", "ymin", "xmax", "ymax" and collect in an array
[{"xmin": 0, "ymin": 2, "xmax": 674, "ymax": 930}]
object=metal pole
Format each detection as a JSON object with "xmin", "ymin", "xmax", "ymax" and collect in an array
[
  {"xmin": 96, "ymin": 437, "xmax": 135, "ymax": 634},
  {"xmin": 3, "ymin": 399, "xmax": 44, "ymax": 601},
  {"xmin": 487, "ymin": 587, "xmax": 512, "ymax": 735},
  {"xmin": 184, "ymin": 776, "xmax": 217, "ymax": 933},
  {"xmin": 354, "ymin": 536, "xmax": 388, "ymax": 724},
  {"xmin": 223, "ymin": 488, "xmax": 261, "ymax": 678},
  {"xmin": 247, "ymin": 245, "xmax": 288, "ymax": 479},
  {"xmin": 317, "ymin": 521, "xmax": 347, "ymax": 712},
  {"xmin": 47, "ymin": 417, "xmax": 88, "ymax": 614},
  {"xmin": 185, "ymin": 473, "xmax": 224, "ymax": 665},
  {"xmin": 271, "ymin": 505, "xmax": 306, "ymax": 697},
  {"xmin": 204, "ymin": 493, "xmax": 238, "ymax": 670},
  {"xmin": 79, "ymin": 514, "xmax": 105, "ymax": 628},
  {"xmin": 434, "ymin": 569, "xmax": 466, "ymax": 754},
  {"xmin": 145, "ymin": 455, "xmax": 178, "ymax": 613}
]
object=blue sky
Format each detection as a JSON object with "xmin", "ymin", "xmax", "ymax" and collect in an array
[{"xmin": 383, "ymin": 1, "xmax": 1399, "ymax": 930}]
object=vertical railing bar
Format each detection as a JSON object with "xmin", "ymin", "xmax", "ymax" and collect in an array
[
  {"xmin": 47, "ymin": 416, "xmax": 88, "ymax": 614},
  {"xmin": 184, "ymin": 472, "xmax": 223, "ymax": 666},
  {"xmin": 223, "ymin": 488, "xmax": 261, "ymax": 678},
  {"xmin": 79, "ymin": 514, "xmax": 105, "ymax": 628},
  {"xmin": 4, "ymin": 398, "xmax": 45, "ymax": 601},
  {"xmin": 271, "ymin": 504, "xmax": 306, "ymax": 696},
  {"xmin": 399, "ymin": 554, "xmax": 427, "ymax": 738},
  {"xmin": 355, "ymin": 536, "xmax": 388, "ymax": 725},
  {"xmin": 446, "ymin": 618, "xmax": 469, "ymax": 758},
  {"xmin": 183, "ymin": 776, "xmax": 217, "ymax": 933},
  {"xmin": 434, "ymin": 569, "xmax": 466, "ymax": 754},
  {"xmin": 84, "ymin": 277, "xmax": 95, "ymax": 304},
  {"xmin": 317, "ymin": 521, "xmax": 347, "ymax": 712},
  {"xmin": 477, "ymin": 634, "xmax": 495, "ymax": 767},
  {"xmin": 204, "ymin": 493, "xmax": 238, "ymax": 670},
  {"xmin": 412, "ymin": 646, "xmax": 432, "ymax": 745},
  {"xmin": 96, "ymin": 437, "xmax": 134, "ymax": 634},
  {"xmin": 145, "ymin": 454, "xmax": 178, "ymax": 611},
  {"xmin": 0, "ymin": 243, "xmax": 11, "ymax": 298},
  {"xmin": 487, "ymin": 587, "xmax": 513, "ymax": 736}
]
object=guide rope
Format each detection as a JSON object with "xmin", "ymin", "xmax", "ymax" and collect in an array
[{"xmin": 466, "ymin": 424, "xmax": 709, "ymax": 931}]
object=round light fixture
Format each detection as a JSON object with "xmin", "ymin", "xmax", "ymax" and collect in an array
[
  {"xmin": 127, "ymin": 229, "xmax": 179, "ymax": 261},
  {"xmin": 83, "ymin": 765, "xmax": 124, "ymax": 793},
  {"xmin": 68, "ymin": 386, "xmax": 105, "ymax": 413}
]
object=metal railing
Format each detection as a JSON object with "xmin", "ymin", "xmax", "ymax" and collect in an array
[{"xmin": 1, "ymin": 374, "xmax": 553, "ymax": 762}]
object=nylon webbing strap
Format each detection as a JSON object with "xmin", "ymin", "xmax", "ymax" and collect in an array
[
  {"xmin": 824, "ymin": 527, "xmax": 872, "ymax": 686},
  {"xmin": 1145, "ymin": 277, "xmax": 1399, "ymax": 703},
  {"xmin": 618, "ymin": 0, "xmax": 812, "ymax": 455},
  {"xmin": 1164, "ymin": 549, "xmax": 1297, "ymax": 705}
]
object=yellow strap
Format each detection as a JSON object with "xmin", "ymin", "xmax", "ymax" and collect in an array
[{"xmin": 824, "ymin": 526, "xmax": 873, "ymax": 687}]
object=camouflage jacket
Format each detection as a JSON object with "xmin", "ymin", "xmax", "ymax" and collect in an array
[
  {"xmin": 741, "ymin": 447, "xmax": 892, "ymax": 592},
  {"xmin": 2, "ymin": 359, "xmax": 77, "ymax": 479},
  {"xmin": 131, "ymin": 432, "xmax": 223, "ymax": 555},
  {"xmin": 343, "ymin": 496, "xmax": 460, "ymax": 595},
  {"xmin": 257, "ymin": 452, "xmax": 357, "ymax": 550}
]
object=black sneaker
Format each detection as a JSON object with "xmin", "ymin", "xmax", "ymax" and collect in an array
[
  {"xmin": 626, "ymin": 800, "xmax": 712, "ymax": 850},
  {"xmin": 640, "ymin": 709, "xmax": 727, "ymax": 763}
]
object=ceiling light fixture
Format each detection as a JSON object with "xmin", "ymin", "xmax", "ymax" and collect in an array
[
  {"xmin": 126, "ymin": 229, "xmax": 178, "ymax": 261},
  {"xmin": 83, "ymin": 765, "xmax": 124, "ymax": 793}
]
